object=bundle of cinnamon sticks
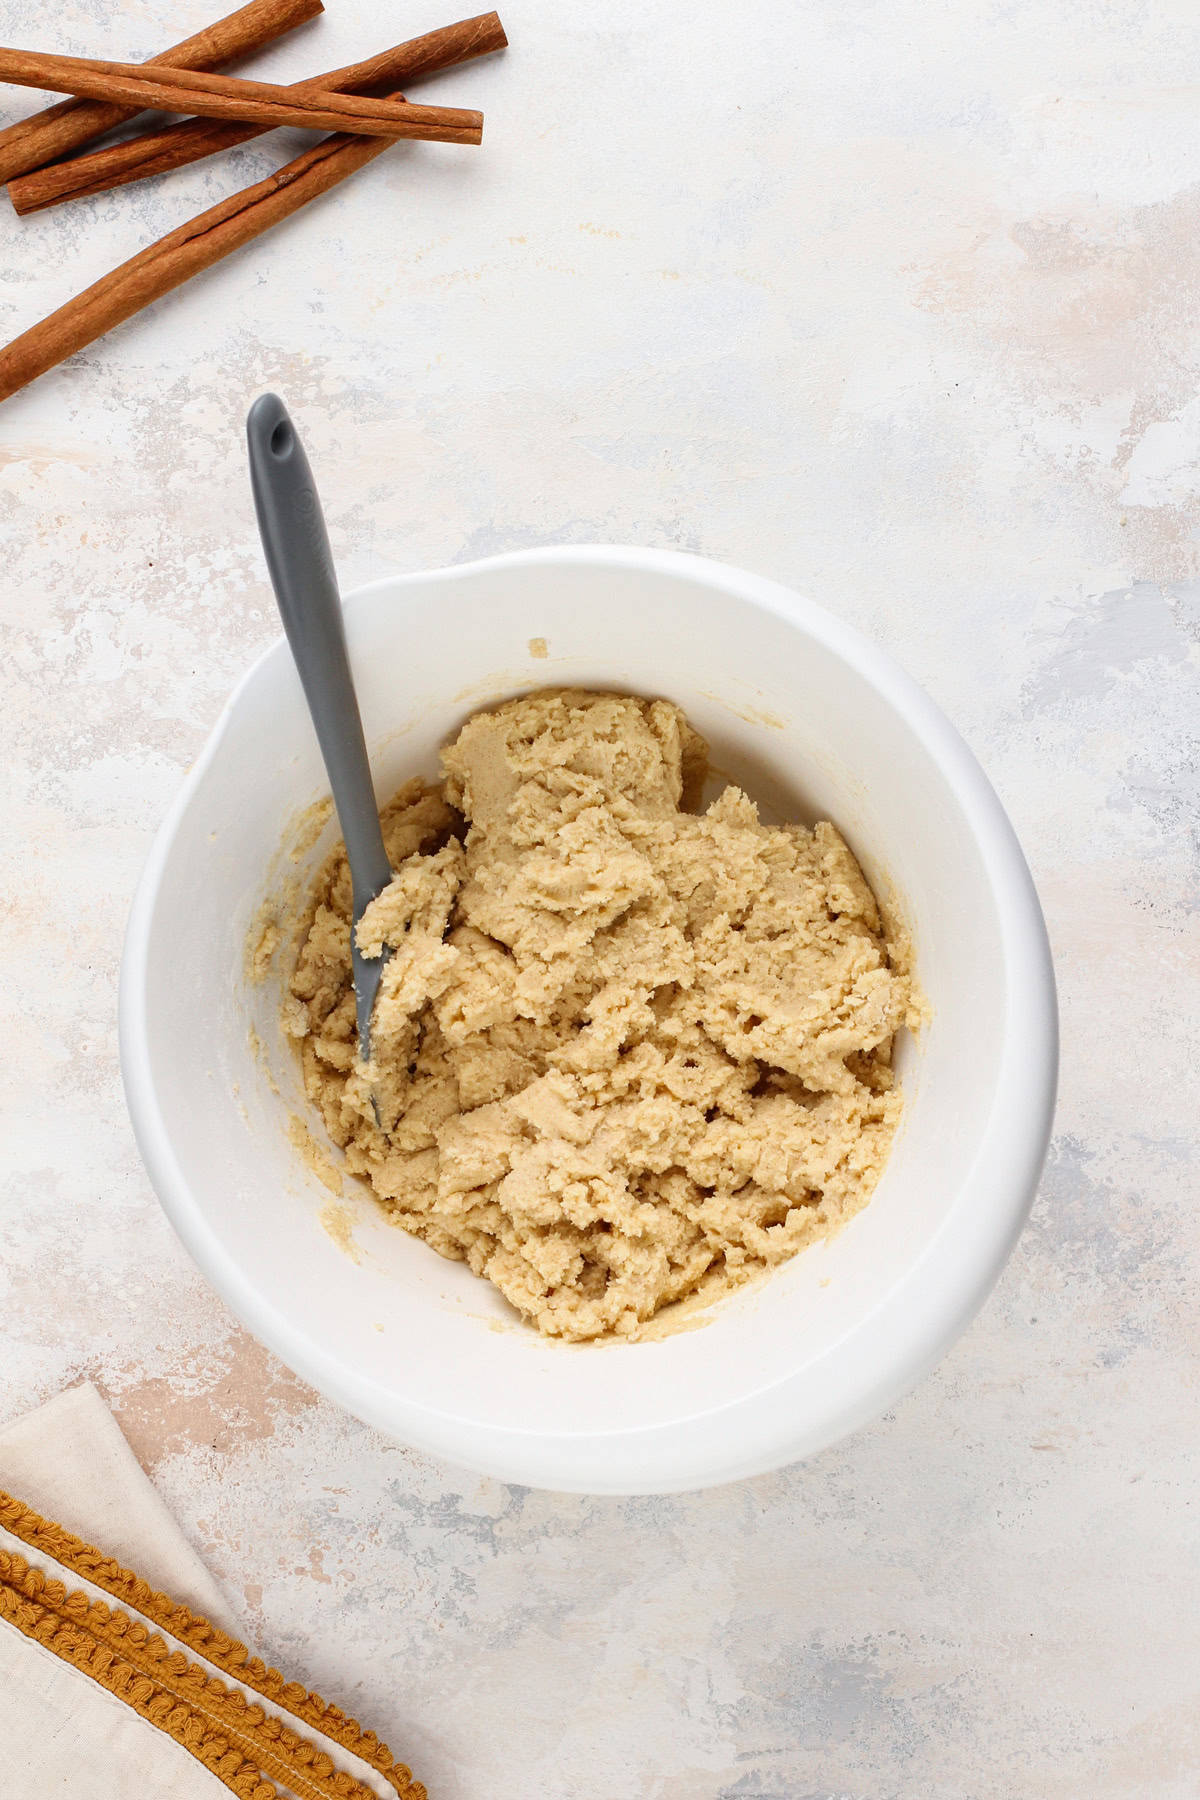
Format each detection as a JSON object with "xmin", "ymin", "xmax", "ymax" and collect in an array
[{"xmin": 0, "ymin": 0, "xmax": 506, "ymax": 403}]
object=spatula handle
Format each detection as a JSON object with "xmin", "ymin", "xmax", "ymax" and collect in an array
[
  {"xmin": 246, "ymin": 391, "xmax": 392, "ymax": 912},
  {"xmin": 246, "ymin": 392, "xmax": 392, "ymax": 1058}
]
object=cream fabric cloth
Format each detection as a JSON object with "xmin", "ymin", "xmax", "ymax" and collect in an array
[
  {"xmin": 0, "ymin": 1384, "xmax": 402, "ymax": 1800},
  {"xmin": 0, "ymin": 1384, "xmax": 232, "ymax": 1627}
]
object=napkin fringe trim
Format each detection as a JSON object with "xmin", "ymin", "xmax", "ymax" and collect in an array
[
  {"xmin": 1, "ymin": 1549, "xmax": 280, "ymax": 1799},
  {"xmin": 0, "ymin": 1491, "xmax": 424, "ymax": 1800}
]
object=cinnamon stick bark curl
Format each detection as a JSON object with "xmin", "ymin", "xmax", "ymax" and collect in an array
[{"xmin": 0, "ymin": 48, "xmax": 483, "ymax": 142}]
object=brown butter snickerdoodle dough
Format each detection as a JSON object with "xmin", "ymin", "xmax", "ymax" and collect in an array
[{"xmin": 286, "ymin": 690, "xmax": 914, "ymax": 1341}]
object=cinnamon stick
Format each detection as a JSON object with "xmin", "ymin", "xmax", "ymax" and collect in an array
[
  {"xmin": 0, "ymin": 49, "xmax": 484, "ymax": 142},
  {"xmin": 0, "ymin": 0, "xmax": 323, "ymax": 186},
  {"xmin": 0, "ymin": 94, "xmax": 441, "ymax": 405},
  {"xmin": 10, "ymin": 12, "xmax": 507, "ymax": 214}
]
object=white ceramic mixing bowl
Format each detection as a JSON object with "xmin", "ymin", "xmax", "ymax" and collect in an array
[{"xmin": 119, "ymin": 546, "xmax": 1057, "ymax": 1494}]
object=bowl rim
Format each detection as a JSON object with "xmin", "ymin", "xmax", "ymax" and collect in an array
[{"xmin": 119, "ymin": 543, "xmax": 1058, "ymax": 1491}]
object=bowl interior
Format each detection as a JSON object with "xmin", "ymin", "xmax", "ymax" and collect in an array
[{"xmin": 128, "ymin": 551, "xmax": 1045, "ymax": 1490}]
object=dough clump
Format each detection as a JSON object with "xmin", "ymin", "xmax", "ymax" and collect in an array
[{"xmin": 288, "ymin": 690, "xmax": 912, "ymax": 1340}]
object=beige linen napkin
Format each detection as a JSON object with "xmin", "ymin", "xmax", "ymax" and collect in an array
[{"xmin": 0, "ymin": 1383, "xmax": 424, "ymax": 1800}]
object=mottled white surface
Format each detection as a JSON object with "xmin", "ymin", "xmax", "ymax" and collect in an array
[{"xmin": 1, "ymin": 0, "xmax": 1198, "ymax": 1794}]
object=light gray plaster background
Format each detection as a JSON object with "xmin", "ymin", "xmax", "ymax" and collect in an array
[{"xmin": 2, "ymin": 1, "xmax": 1198, "ymax": 1795}]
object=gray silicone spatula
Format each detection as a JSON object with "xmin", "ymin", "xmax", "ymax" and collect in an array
[{"xmin": 246, "ymin": 392, "xmax": 392, "ymax": 1071}]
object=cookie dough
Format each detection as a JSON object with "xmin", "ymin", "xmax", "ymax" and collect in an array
[{"xmin": 286, "ymin": 690, "xmax": 913, "ymax": 1340}]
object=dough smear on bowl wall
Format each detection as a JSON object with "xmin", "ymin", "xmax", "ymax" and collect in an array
[{"xmin": 280, "ymin": 687, "xmax": 917, "ymax": 1342}]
